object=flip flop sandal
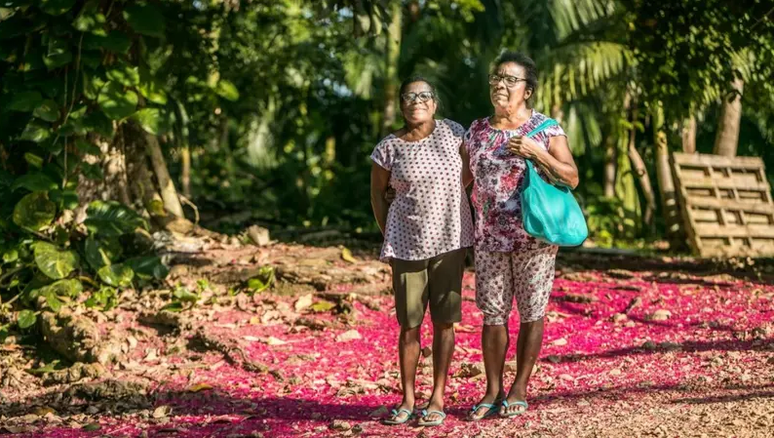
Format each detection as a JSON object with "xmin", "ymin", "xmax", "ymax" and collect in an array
[
  {"xmin": 468, "ymin": 402, "xmax": 500, "ymax": 421},
  {"xmin": 382, "ymin": 408, "xmax": 414, "ymax": 425},
  {"xmin": 417, "ymin": 409, "xmax": 446, "ymax": 427},
  {"xmin": 500, "ymin": 399, "xmax": 528, "ymax": 418}
]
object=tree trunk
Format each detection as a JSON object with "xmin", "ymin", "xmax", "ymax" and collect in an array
[
  {"xmin": 380, "ymin": 1, "xmax": 402, "ymax": 137},
  {"xmin": 681, "ymin": 115, "xmax": 696, "ymax": 153},
  {"xmin": 603, "ymin": 133, "xmax": 617, "ymax": 198},
  {"xmin": 713, "ymin": 77, "xmax": 744, "ymax": 157},
  {"xmin": 627, "ymin": 98, "xmax": 655, "ymax": 227},
  {"xmin": 144, "ymin": 131, "xmax": 184, "ymax": 218},
  {"xmin": 180, "ymin": 145, "xmax": 191, "ymax": 198},
  {"xmin": 652, "ymin": 105, "xmax": 682, "ymax": 245}
]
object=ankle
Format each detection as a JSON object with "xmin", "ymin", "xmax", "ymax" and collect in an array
[
  {"xmin": 427, "ymin": 395, "xmax": 445, "ymax": 409},
  {"xmin": 507, "ymin": 385, "xmax": 527, "ymax": 400}
]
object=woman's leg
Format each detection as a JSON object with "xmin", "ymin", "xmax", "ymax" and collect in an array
[
  {"xmin": 423, "ymin": 248, "xmax": 466, "ymax": 422},
  {"xmin": 387, "ymin": 258, "xmax": 431, "ymax": 423},
  {"xmin": 396, "ymin": 325, "xmax": 421, "ymax": 418},
  {"xmin": 502, "ymin": 246, "xmax": 558, "ymax": 415},
  {"xmin": 470, "ymin": 250, "xmax": 514, "ymax": 420}
]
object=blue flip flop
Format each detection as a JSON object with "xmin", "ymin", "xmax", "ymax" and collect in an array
[
  {"xmin": 382, "ymin": 408, "xmax": 414, "ymax": 425},
  {"xmin": 417, "ymin": 409, "xmax": 446, "ymax": 427},
  {"xmin": 469, "ymin": 402, "xmax": 500, "ymax": 421},
  {"xmin": 500, "ymin": 399, "xmax": 528, "ymax": 417}
]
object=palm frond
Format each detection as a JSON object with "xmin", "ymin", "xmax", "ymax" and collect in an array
[{"xmin": 536, "ymin": 41, "xmax": 630, "ymax": 113}]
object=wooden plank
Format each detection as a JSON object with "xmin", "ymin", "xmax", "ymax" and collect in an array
[
  {"xmin": 682, "ymin": 197, "xmax": 774, "ymax": 215},
  {"xmin": 693, "ymin": 224, "xmax": 774, "ymax": 239},
  {"xmin": 677, "ymin": 177, "xmax": 770, "ymax": 192},
  {"xmin": 696, "ymin": 241, "xmax": 774, "ymax": 258},
  {"xmin": 672, "ymin": 152, "xmax": 764, "ymax": 168}
]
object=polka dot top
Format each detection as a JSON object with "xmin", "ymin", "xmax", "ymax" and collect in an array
[{"xmin": 370, "ymin": 119, "xmax": 475, "ymax": 261}]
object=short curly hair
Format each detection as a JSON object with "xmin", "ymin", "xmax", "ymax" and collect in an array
[{"xmin": 492, "ymin": 51, "xmax": 538, "ymax": 102}]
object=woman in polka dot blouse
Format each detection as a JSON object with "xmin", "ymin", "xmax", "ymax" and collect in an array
[
  {"xmin": 370, "ymin": 76, "xmax": 474, "ymax": 427},
  {"xmin": 462, "ymin": 52, "xmax": 579, "ymax": 420}
]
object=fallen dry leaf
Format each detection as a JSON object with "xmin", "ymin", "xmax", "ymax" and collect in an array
[
  {"xmin": 649, "ymin": 309, "xmax": 672, "ymax": 321},
  {"xmin": 335, "ymin": 329, "xmax": 362, "ymax": 342},
  {"xmin": 265, "ymin": 336, "xmax": 287, "ymax": 346},
  {"xmin": 294, "ymin": 294, "xmax": 314, "ymax": 311},
  {"xmin": 187, "ymin": 383, "xmax": 213, "ymax": 393},
  {"xmin": 341, "ymin": 247, "xmax": 358, "ymax": 264},
  {"xmin": 153, "ymin": 405, "xmax": 172, "ymax": 419}
]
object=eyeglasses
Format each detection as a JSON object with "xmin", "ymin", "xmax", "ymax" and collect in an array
[
  {"xmin": 488, "ymin": 74, "xmax": 527, "ymax": 88},
  {"xmin": 401, "ymin": 91, "xmax": 434, "ymax": 104}
]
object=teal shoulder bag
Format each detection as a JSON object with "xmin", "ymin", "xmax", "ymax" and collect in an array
[{"xmin": 519, "ymin": 119, "xmax": 588, "ymax": 247}]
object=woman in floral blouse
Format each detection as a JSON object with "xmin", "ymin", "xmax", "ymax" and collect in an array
[{"xmin": 462, "ymin": 52, "xmax": 579, "ymax": 419}]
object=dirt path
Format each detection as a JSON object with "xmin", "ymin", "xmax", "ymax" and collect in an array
[{"xmin": 1, "ymin": 244, "xmax": 773, "ymax": 437}]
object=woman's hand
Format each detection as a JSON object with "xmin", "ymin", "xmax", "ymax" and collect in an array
[
  {"xmin": 506, "ymin": 135, "xmax": 541, "ymax": 159},
  {"xmin": 385, "ymin": 188, "xmax": 396, "ymax": 203}
]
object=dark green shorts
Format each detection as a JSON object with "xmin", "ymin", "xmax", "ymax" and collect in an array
[{"xmin": 391, "ymin": 248, "xmax": 467, "ymax": 329}]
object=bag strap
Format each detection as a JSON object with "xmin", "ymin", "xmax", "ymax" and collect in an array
[
  {"xmin": 524, "ymin": 118, "xmax": 559, "ymax": 138},
  {"xmin": 524, "ymin": 118, "xmax": 559, "ymax": 174}
]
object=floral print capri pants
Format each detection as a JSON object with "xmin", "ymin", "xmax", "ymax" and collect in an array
[{"xmin": 475, "ymin": 245, "xmax": 559, "ymax": 325}]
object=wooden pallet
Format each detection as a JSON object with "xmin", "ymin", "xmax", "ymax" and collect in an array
[{"xmin": 671, "ymin": 153, "xmax": 774, "ymax": 258}]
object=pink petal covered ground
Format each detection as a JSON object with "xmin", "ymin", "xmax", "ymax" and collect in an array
[{"xmin": 25, "ymin": 267, "xmax": 774, "ymax": 437}]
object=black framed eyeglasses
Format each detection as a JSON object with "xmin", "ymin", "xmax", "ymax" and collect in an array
[
  {"xmin": 400, "ymin": 91, "xmax": 434, "ymax": 103},
  {"xmin": 488, "ymin": 74, "xmax": 527, "ymax": 88}
]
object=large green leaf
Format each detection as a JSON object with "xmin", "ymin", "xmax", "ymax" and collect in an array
[
  {"xmin": 84, "ymin": 201, "xmax": 146, "ymax": 236},
  {"xmin": 246, "ymin": 266, "xmax": 274, "ymax": 294},
  {"xmin": 82, "ymin": 70, "xmax": 106, "ymax": 100},
  {"xmin": 43, "ymin": 50, "xmax": 72, "ymax": 70},
  {"xmin": 97, "ymin": 81, "xmax": 137, "ymax": 120},
  {"xmin": 48, "ymin": 189, "xmax": 79, "ymax": 210},
  {"xmin": 24, "ymin": 153, "xmax": 44, "ymax": 169},
  {"xmin": 38, "ymin": 279, "xmax": 83, "ymax": 297},
  {"xmin": 39, "ymin": 0, "xmax": 76, "ymax": 15},
  {"xmin": 215, "ymin": 80, "xmax": 240, "ymax": 101},
  {"xmin": 131, "ymin": 108, "xmax": 171, "ymax": 135},
  {"xmin": 84, "ymin": 236, "xmax": 121, "ymax": 270},
  {"xmin": 33, "ymin": 242, "xmax": 80, "ymax": 280},
  {"xmin": 12, "ymin": 172, "xmax": 59, "ymax": 192},
  {"xmin": 48, "ymin": 293, "xmax": 64, "ymax": 311},
  {"xmin": 33, "ymin": 99, "xmax": 60, "ymax": 122},
  {"xmin": 12, "ymin": 192, "xmax": 56, "ymax": 231},
  {"xmin": 106, "ymin": 63, "xmax": 140, "ymax": 87},
  {"xmin": 73, "ymin": 0, "xmax": 107, "ymax": 35},
  {"xmin": 97, "ymin": 263, "xmax": 134, "ymax": 287},
  {"xmin": 17, "ymin": 310, "xmax": 36, "ymax": 329},
  {"xmin": 125, "ymin": 256, "xmax": 169, "ymax": 280},
  {"xmin": 7, "ymin": 91, "xmax": 43, "ymax": 112},
  {"xmin": 3, "ymin": 249, "xmax": 19, "ymax": 264},
  {"xmin": 138, "ymin": 77, "xmax": 167, "ymax": 105},
  {"xmin": 19, "ymin": 120, "xmax": 52, "ymax": 143},
  {"xmin": 123, "ymin": 3, "xmax": 165, "ymax": 38}
]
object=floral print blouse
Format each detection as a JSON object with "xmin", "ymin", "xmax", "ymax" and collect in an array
[{"xmin": 464, "ymin": 111, "xmax": 567, "ymax": 253}]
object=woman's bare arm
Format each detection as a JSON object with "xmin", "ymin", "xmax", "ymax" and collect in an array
[
  {"xmin": 461, "ymin": 142, "xmax": 473, "ymax": 187},
  {"xmin": 531, "ymin": 136, "xmax": 579, "ymax": 189},
  {"xmin": 370, "ymin": 163, "xmax": 391, "ymax": 234}
]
